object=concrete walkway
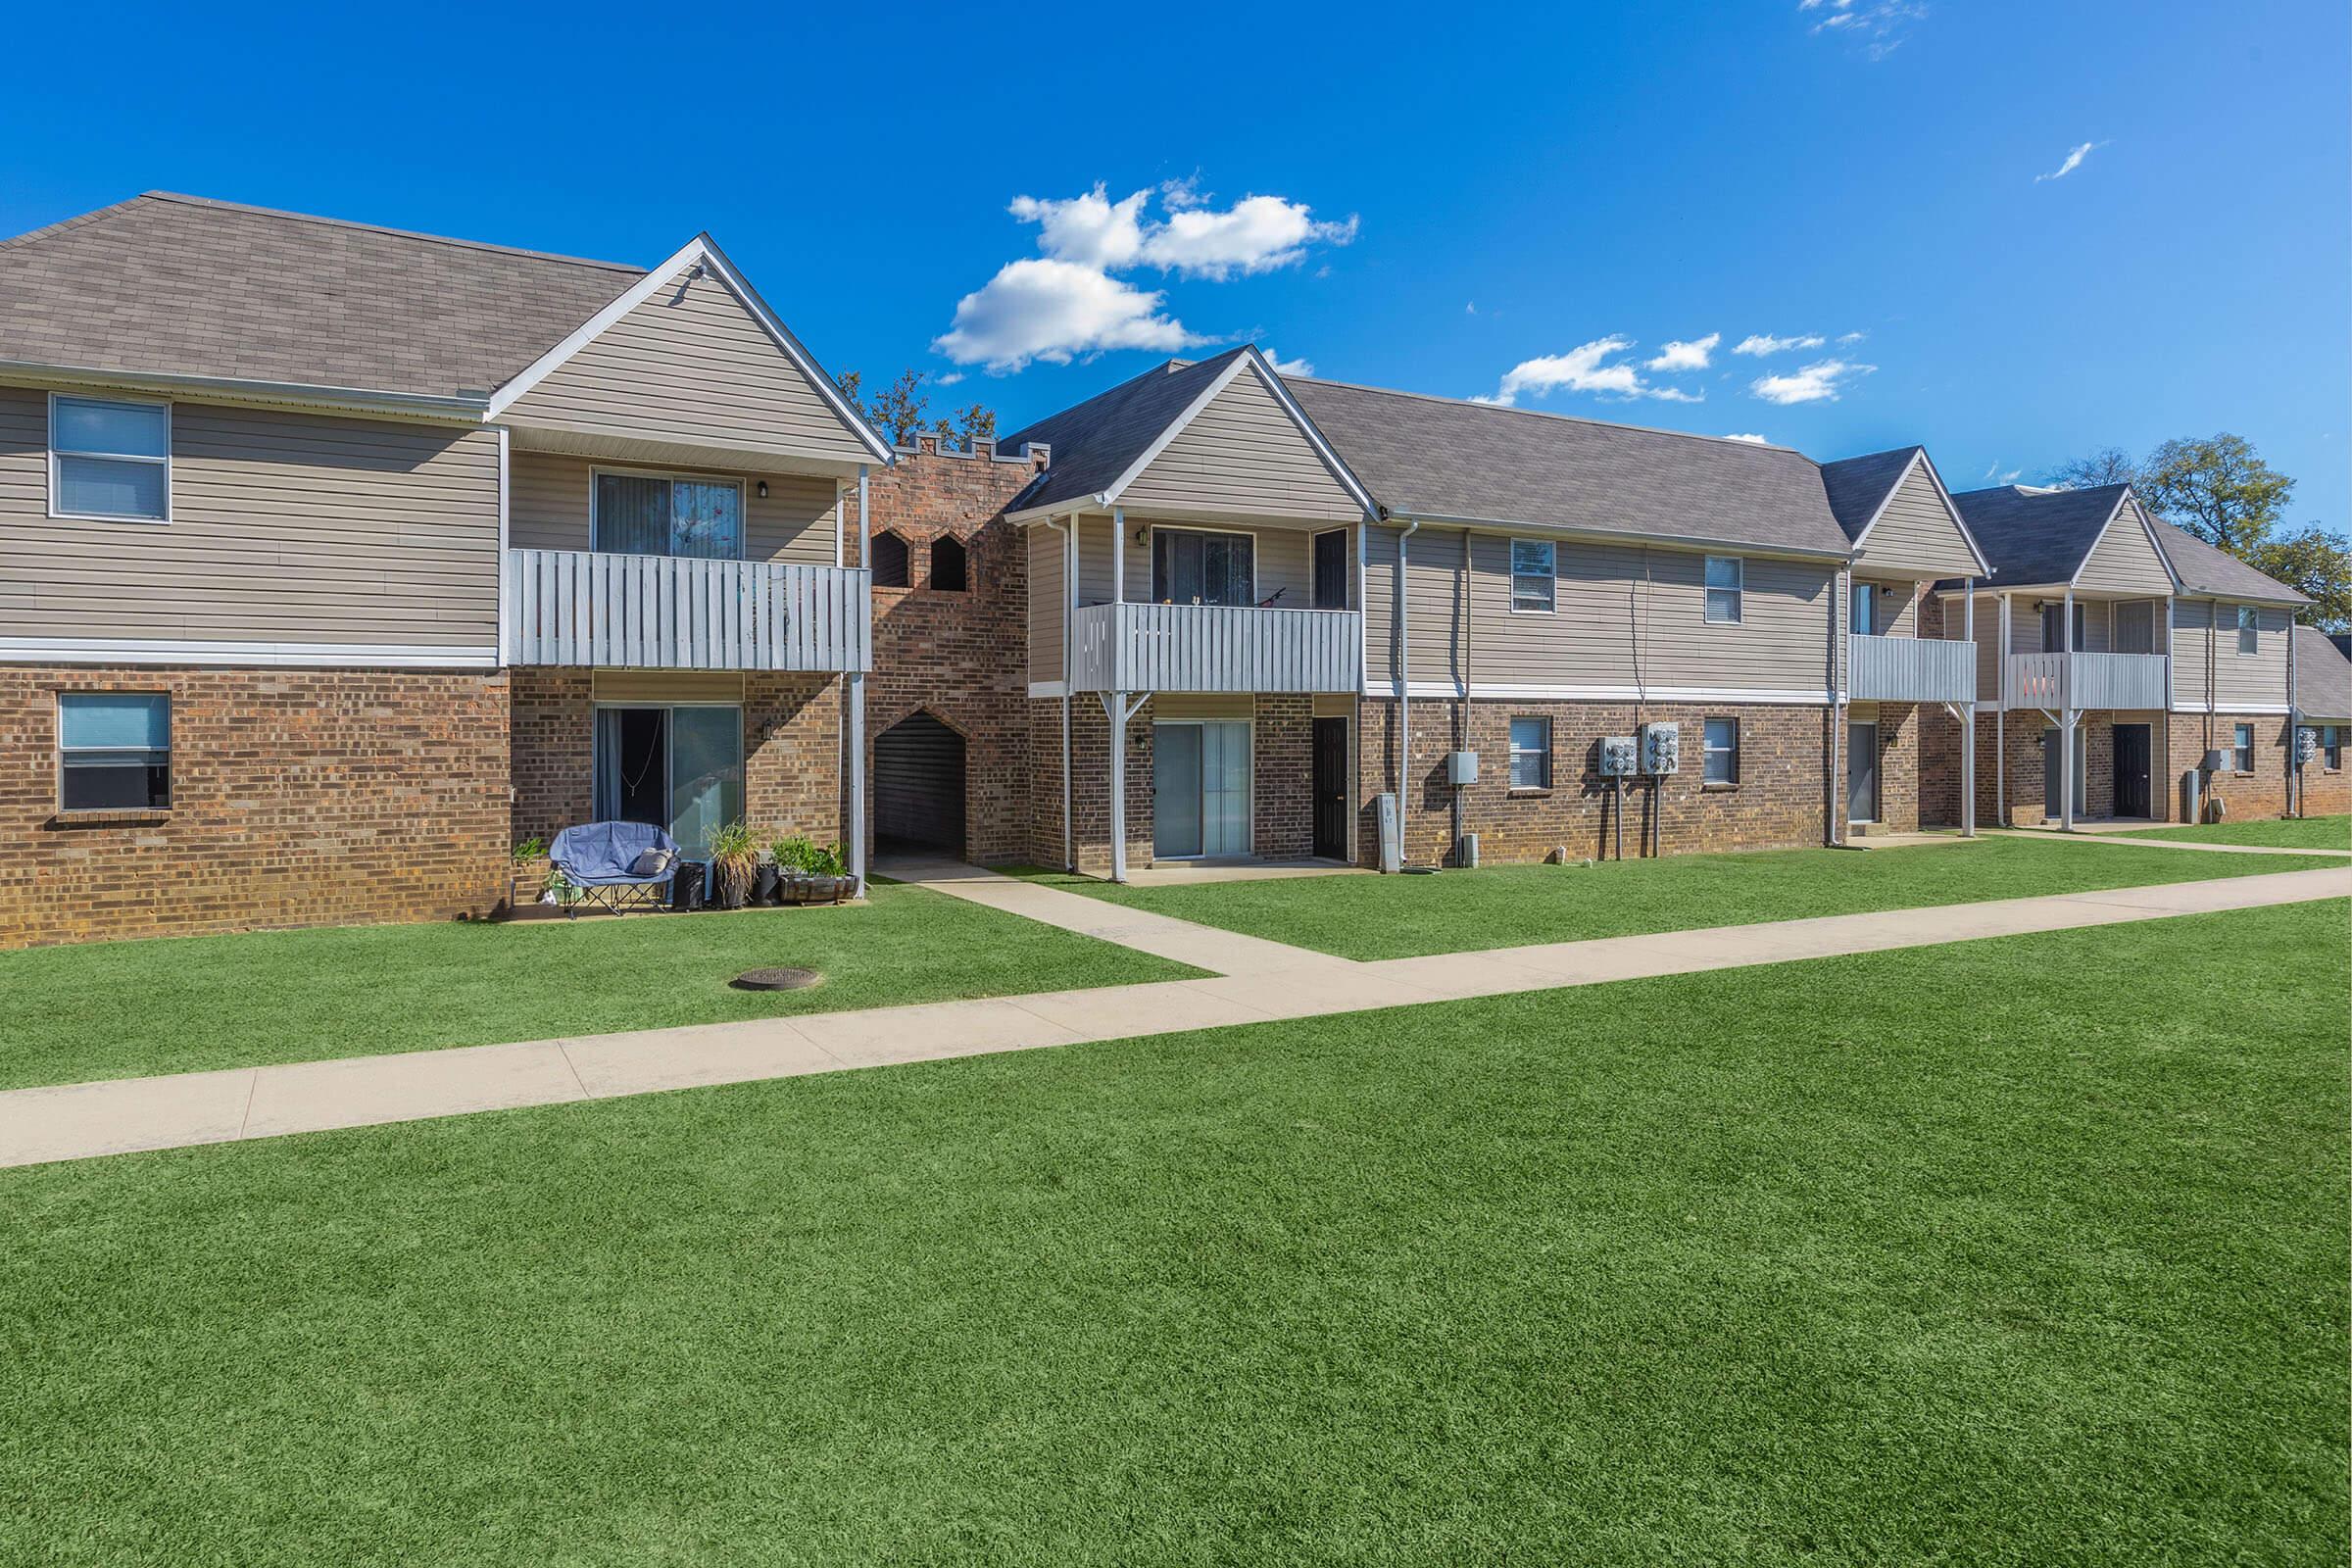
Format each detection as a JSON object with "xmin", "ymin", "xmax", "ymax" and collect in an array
[
  {"xmin": 1987, "ymin": 827, "xmax": 2351, "ymax": 858},
  {"xmin": 4, "ymin": 860, "xmax": 2343, "ymax": 1172}
]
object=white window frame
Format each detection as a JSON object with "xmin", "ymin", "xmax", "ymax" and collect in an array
[
  {"xmin": 1703, "ymin": 715, "xmax": 1740, "ymax": 786},
  {"xmin": 2232, "ymin": 721, "xmax": 2255, "ymax": 773},
  {"xmin": 1507, "ymin": 715, "xmax": 1552, "ymax": 790},
  {"xmin": 48, "ymin": 392, "xmax": 172, "ymax": 524},
  {"xmin": 1149, "ymin": 524, "xmax": 1259, "ymax": 608},
  {"xmin": 1703, "ymin": 555, "xmax": 1743, "ymax": 624},
  {"xmin": 589, "ymin": 466, "xmax": 748, "ymax": 561},
  {"xmin": 56, "ymin": 690, "xmax": 172, "ymax": 812},
  {"xmin": 2234, "ymin": 604, "xmax": 2258, "ymax": 656},
  {"xmin": 1509, "ymin": 539, "xmax": 1555, "ymax": 613},
  {"xmin": 1849, "ymin": 580, "xmax": 1875, "ymax": 637},
  {"xmin": 2324, "ymin": 725, "xmax": 2341, "ymax": 772}
]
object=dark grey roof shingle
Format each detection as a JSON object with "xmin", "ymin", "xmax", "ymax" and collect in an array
[
  {"xmin": 0, "ymin": 192, "xmax": 641, "ymax": 399},
  {"xmin": 2293, "ymin": 625, "xmax": 2352, "ymax": 718},
  {"xmin": 2148, "ymin": 517, "xmax": 2311, "ymax": 604},
  {"xmin": 1287, "ymin": 378, "xmax": 1853, "ymax": 556},
  {"xmin": 1817, "ymin": 446, "xmax": 1924, "ymax": 542},
  {"xmin": 1946, "ymin": 483, "xmax": 2132, "ymax": 585},
  {"xmin": 997, "ymin": 348, "xmax": 1254, "ymax": 514}
]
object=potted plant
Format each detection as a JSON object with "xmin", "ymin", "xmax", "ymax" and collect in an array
[
  {"xmin": 510, "ymin": 835, "xmax": 548, "ymax": 909},
  {"xmin": 544, "ymin": 864, "xmax": 580, "ymax": 908},
  {"xmin": 769, "ymin": 835, "xmax": 851, "ymax": 904},
  {"xmin": 705, "ymin": 820, "xmax": 760, "ymax": 910}
]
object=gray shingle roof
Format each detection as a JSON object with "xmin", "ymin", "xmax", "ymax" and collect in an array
[
  {"xmin": 2148, "ymin": 517, "xmax": 2311, "ymax": 604},
  {"xmin": 1817, "ymin": 446, "xmax": 1924, "ymax": 542},
  {"xmin": 0, "ymin": 192, "xmax": 641, "ymax": 399},
  {"xmin": 998, "ymin": 348, "xmax": 1255, "ymax": 514},
  {"xmin": 1946, "ymin": 483, "xmax": 2132, "ymax": 585},
  {"xmin": 2293, "ymin": 625, "xmax": 2352, "ymax": 718},
  {"xmin": 1286, "ymin": 378, "xmax": 1853, "ymax": 556}
]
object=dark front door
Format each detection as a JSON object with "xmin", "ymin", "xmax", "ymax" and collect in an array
[
  {"xmin": 1312, "ymin": 530, "xmax": 1348, "ymax": 610},
  {"xmin": 2115, "ymin": 723, "xmax": 2152, "ymax": 817},
  {"xmin": 1312, "ymin": 717, "xmax": 1348, "ymax": 859}
]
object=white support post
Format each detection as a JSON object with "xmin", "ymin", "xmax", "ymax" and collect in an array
[
  {"xmin": 1105, "ymin": 691, "xmax": 1127, "ymax": 883},
  {"xmin": 1111, "ymin": 507, "xmax": 1125, "ymax": 608},
  {"xmin": 848, "ymin": 464, "xmax": 870, "ymax": 889},
  {"xmin": 1996, "ymin": 593, "xmax": 2012, "ymax": 828},
  {"xmin": 1064, "ymin": 513, "xmax": 1079, "ymax": 870},
  {"xmin": 1961, "ymin": 581, "xmax": 1977, "ymax": 838},
  {"xmin": 2060, "ymin": 586, "xmax": 2076, "ymax": 831}
]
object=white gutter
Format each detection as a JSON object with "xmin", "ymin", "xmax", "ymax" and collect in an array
[
  {"xmin": 1395, "ymin": 516, "xmax": 1420, "ymax": 865},
  {"xmin": 1045, "ymin": 514, "xmax": 1075, "ymax": 870}
]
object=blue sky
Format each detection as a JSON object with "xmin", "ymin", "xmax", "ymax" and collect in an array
[{"xmin": 4, "ymin": 0, "xmax": 2345, "ymax": 528}]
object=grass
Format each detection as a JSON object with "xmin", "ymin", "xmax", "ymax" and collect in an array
[
  {"xmin": 0, "ymin": 901, "xmax": 2342, "ymax": 1565},
  {"xmin": 0, "ymin": 882, "xmax": 1200, "ymax": 1091},
  {"xmin": 1005, "ymin": 833, "xmax": 2344, "ymax": 959},
  {"xmin": 2116, "ymin": 813, "xmax": 2350, "ymax": 850}
]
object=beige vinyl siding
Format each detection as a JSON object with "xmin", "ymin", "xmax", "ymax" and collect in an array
[
  {"xmin": 2075, "ymin": 499, "xmax": 2177, "ymax": 594},
  {"xmin": 1118, "ymin": 367, "xmax": 1362, "ymax": 522},
  {"xmin": 1851, "ymin": 463, "xmax": 1982, "ymax": 578},
  {"xmin": 2170, "ymin": 599, "xmax": 2289, "ymax": 709},
  {"xmin": 1855, "ymin": 577, "xmax": 1918, "ymax": 636},
  {"xmin": 1029, "ymin": 524, "xmax": 1065, "ymax": 683},
  {"xmin": 0, "ymin": 387, "xmax": 497, "ymax": 646},
  {"xmin": 1936, "ymin": 591, "xmax": 2003, "ymax": 702},
  {"xmin": 501, "ymin": 265, "xmax": 873, "ymax": 466},
  {"xmin": 1112, "ymin": 519, "xmax": 1314, "ymax": 607},
  {"xmin": 1365, "ymin": 525, "xmax": 1833, "ymax": 694},
  {"xmin": 507, "ymin": 451, "xmax": 837, "ymax": 564},
  {"xmin": 2170, "ymin": 599, "xmax": 2210, "ymax": 708}
]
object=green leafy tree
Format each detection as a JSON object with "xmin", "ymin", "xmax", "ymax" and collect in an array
[
  {"xmin": 935, "ymin": 403, "xmax": 998, "ymax": 451},
  {"xmin": 2247, "ymin": 526, "xmax": 2352, "ymax": 633},
  {"xmin": 832, "ymin": 368, "xmax": 998, "ymax": 452},
  {"xmin": 2135, "ymin": 433, "xmax": 2294, "ymax": 555}
]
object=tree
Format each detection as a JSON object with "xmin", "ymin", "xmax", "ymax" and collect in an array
[
  {"xmin": 831, "ymin": 368, "xmax": 997, "ymax": 452},
  {"xmin": 2045, "ymin": 446, "xmax": 2137, "ymax": 489},
  {"xmin": 934, "ymin": 403, "xmax": 997, "ymax": 451},
  {"xmin": 2247, "ymin": 526, "xmax": 2352, "ymax": 634},
  {"xmin": 2135, "ymin": 432, "xmax": 2294, "ymax": 555}
]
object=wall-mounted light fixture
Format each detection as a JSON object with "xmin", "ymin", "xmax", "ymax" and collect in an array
[{"xmin": 757, "ymin": 480, "xmax": 768, "ymax": 499}]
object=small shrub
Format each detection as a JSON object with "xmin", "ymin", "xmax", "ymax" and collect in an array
[
  {"xmin": 513, "ymin": 836, "xmax": 547, "ymax": 863},
  {"xmin": 768, "ymin": 835, "xmax": 847, "ymax": 877},
  {"xmin": 705, "ymin": 821, "xmax": 760, "ymax": 906}
]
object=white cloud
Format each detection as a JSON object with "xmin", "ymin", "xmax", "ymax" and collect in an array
[
  {"xmin": 1749, "ymin": 358, "xmax": 1877, "ymax": 405},
  {"xmin": 2034, "ymin": 141, "xmax": 2105, "ymax": 182},
  {"xmin": 1734, "ymin": 332, "xmax": 1827, "ymax": 357},
  {"xmin": 1465, "ymin": 302, "xmax": 1478, "ymax": 315},
  {"xmin": 1723, "ymin": 432, "xmax": 1771, "ymax": 444},
  {"xmin": 1483, "ymin": 336, "xmax": 1702, "ymax": 406},
  {"xmin": 1802, "ymin": 0, "xmax": 1924, "ymax": 57},
  {"xmin": 1645, "ymin": 332, "xmax": 1720, "ymax": 371},
  {"xmin": 1140, "ymin": 195, "xmax": 1359, "ymax": 280},
  {"xmin": 931, "ymin": 258, "xmax": 1203, "ymax": 372},
  {"xmin": 1262, "ymin": 350, "xmax": 1314, "ymax": 377},
  {"xmin": 1837, "ymin": 330, "xmax": 1867, "ymax": 346},
  {"xmin": 1983, "ymin": 461, "xmax": 2021, "ymax": 483},
  {"xmin": 934, "ymin": 182, "xmax": 1357, "ymax": 369},
  {"xmin": 935, "ymin": 371, "xmax": 966, "ymax": 386}
]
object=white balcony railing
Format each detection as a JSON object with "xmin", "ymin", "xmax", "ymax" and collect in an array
[
  {"xmin": 2006, "ymin": 650, "xmax": 2168, "ymax": 711},
  {"xmin": 504, "ymin": 549, "xmax": 869, "ymax": 671},
  {"xmin": 1069, "ymin": 602, "xmax": 1362, "ymax": 693},
  {"xmin": 1848, "ymin": 633, "xmax": 1976, "ymax": 704}
]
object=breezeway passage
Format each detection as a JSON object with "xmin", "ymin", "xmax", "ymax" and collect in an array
[{"xmin": 3, "ymin": 859, "xmax": 2341, "ymax": 1169}]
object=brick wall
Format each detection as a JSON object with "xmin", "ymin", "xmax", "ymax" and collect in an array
[
  {"xmin": 0, "ymin": 665, "xmax": 509, "ymax": 949},
  {"xmin": 2170, "ymin": 710, "xmax": 2294, "ymax": 822},
  {"xmin": 1252, "ymin": 696, "xmax": 1314, "ymax": 858},
  {"xmin": 861, "ymin": 436, "xmax": 1044, "ymax": 863},
  {"xmin": 1852, "ymin": 702, "xmax": 1919, "ymax": 832},
  {"xmin": 1359, "ymin": 698, "xmax": 1836, "ymax": 865}
]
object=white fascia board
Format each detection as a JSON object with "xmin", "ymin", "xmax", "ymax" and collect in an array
[
  {"xmin": 1097, "ymin": 352, "xmax": 1254, "ymax": 506},
  {"xmin": 0, "ymin": 637, "xmax": 497, "ymax": 668},
  {"xmin": 484, "ymin": 234, "xmax": 895, "ymax": 465},
  {"xmin": 1099, "ymin": 348, "xmax": 1379, "ymax": 517},
  {"xmin": 2068, "ymin": 488, "xmax": 2177, "ymax": 591},
  {"xmin": 1387, "ymin": 511, "xmax": 1853, "ymax": 565},
  {"xmin": 1850, "ymin": 448, "xmax": 1992, "ymax": 577},
  {"xmin": 1247, "ymin": 347, "xmax": 1380, "ymax": 515},
  {"xmin": 1364, "ymin": 678, "xmax": 1834, "ymax": 706}
]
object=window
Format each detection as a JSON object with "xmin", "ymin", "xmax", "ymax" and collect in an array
[
  {"xmin": 1704, "ymin": 556, "xmax": 1742, "ymax": 623},
  {"xmin": 1703, "ymin": 717, "xmax": 1740, "ymax": 785},
  {"xmin": 51, "ymin": 396, "xmax": 170, "ymax": 520},
  {"xmin": 1510, "ymin": 540, "xmax": 1555, "ymax": 612},
  {"xmin": 2040, "ymin": 601, "xmax": 2088, "ymax": 652},
  {"xmin": 929, "ymin": 534, "xmax": 967, "ymax": 592},
  {"xmin": 592, "ymin": 471, "xmax": 743, "ymax": 560},
  {"xmin": 2232, "ymin": 722, "xmax": 2254, "ymax": 773},
  {"xmin": 1152, "ymin": 529, "xmax": 1253, "ymax": 607},
  {"xmin": 59, "ymin": 693, "xmax": 171, "ymax": 811},
  {"xmin": 869, "ymin": 530, "xmax": 910, "ymax": 588},
  {"xmin": 1507, "ymin": 716, "xmax": 1551, "ymax": 790},
  {"xmin": 2325, "ymin": 725, "xmax": 2342, "ymax": 771},
  {"xmin": 2115, "ymin": 600, "xmax": 2156, "ymax": 654},
  {"xmin": 1850, "ymin": 581, "xmax": 1875, "ymax": 636},
  {"xmin": 2235, "ymin": 604, "xmax": 2258, "ymax": 655}
]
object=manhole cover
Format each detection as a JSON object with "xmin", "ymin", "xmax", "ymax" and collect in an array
[{"xmin": 731, "ymin": 967, "xmax": 822, "ymax": 992}]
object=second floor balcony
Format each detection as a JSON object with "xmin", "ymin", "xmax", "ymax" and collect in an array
[
  {"xmin": 503, "ymin": 548, "xmax": 870, "ymax": 672},
  {"xmin": 1069, "ymin": 602, "xmax": 1362, "ymax": 694},
  {"xmin": 1848, "ymin": 633, "xmax": 1976, "ymax": 704},
  {"xmin": 2005, "ymin": 650, "xmax": 2168, "ymax": 711}
]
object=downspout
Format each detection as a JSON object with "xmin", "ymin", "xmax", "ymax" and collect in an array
[
  {"xmin": 1996, "ymin": 592, "xmax": 2012, "ymax": 828},
  {"xmin": 2287, "ymin": 613, "xmax": 2300, "ymax": 816},
  {"xmin": 849, "ymin": 464, "xmax": 870, "ymax": 892},
  {"xmin": 1828, "ymin": 564, "xmax": 1847, "ymax": 845},
  {"xmin": 1045, "ymin": 514, "xmax": 1074, "ymax": 870},
  {"xmin": 1455, "ymin": 527, "xmax": 1471, "ymax": 864},
  {"xmin": 1395, "ymin": 515, "xmax": 1420, "ymax": 867},
  {"xmin": 1960, "ymin": 580, "xmax": 1976, "ymax": 838}
]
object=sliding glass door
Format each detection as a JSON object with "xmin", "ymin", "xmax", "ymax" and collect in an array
[
  {"xmin": 1153, "ymin": 720, "xmax": 1251, "ymax": 858},
  {"xmin": 592, "ymin": 705, "xmax": 744, "ymax": 850}
]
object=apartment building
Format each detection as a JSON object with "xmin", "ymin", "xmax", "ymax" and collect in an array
[
  {"xmin": 0, "ymin": 194, "xmax": 889, "ymax": 946},
  {"xmin": 0, "ymin": 193, "xmax": 2336, "ymax": 945}
]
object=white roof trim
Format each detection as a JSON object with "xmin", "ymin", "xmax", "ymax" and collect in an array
[
  {"xmin": 1850, "ymin": 449, "xmax": 1992, "ymax": 577},
  {"xmin": 1097, "ymin": 347, "xmax": 1379, "ymax": 515},
  {"xmin": 484, "ymin": 234, "xmax": 894, "ymax": 464},
  {"xmin": 2067, "ymin": 487, "xmax": 2178, "ymax": 591}
]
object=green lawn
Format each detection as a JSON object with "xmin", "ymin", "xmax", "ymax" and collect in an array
[
  {"xmin": 1007, "ymin": 833, "xmax": 2344, "ymax": 960},
  {"xmin": 2117, "ymin": 813, "xmax": 2351, "ymax": 851},
  {"xmin": 0, "ymin": 883, "xmax": 1200, "ymax": 1091},
  {"xmin": 1, "ymin": 901, "xmax": 2342, "ymax": 1565}
]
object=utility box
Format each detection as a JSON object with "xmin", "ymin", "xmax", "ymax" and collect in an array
[
  {"xmin": 1598, "ymin": 736, "xmax": 1638, "ymax": 777},
  {"xmin": 1446, "ymin": 750, "xmax": 1479, "ymax": 786},
  {"xmin": 2202, "ymin": 749, "xmax": 2227, "ymax": 773},
  {"xmin": 1455, "ymin": 832, "xmax": 1480, "ymax": 868},
  {"xmin": 2295, "ymin": 726, "xmax": 2319, "ymax": 764},
  {"xmin": 1641, "ymin": 720, "xmax": 1681, "ymax": 775},
  {"xmin": 1376, "ymin": 792, "xmax": 1401, "ymax": 873}
]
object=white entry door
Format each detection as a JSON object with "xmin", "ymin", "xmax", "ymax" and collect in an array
[{"xmin": 1154, "ymin": 720, "xmax": 1251, "ymax": 858}]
